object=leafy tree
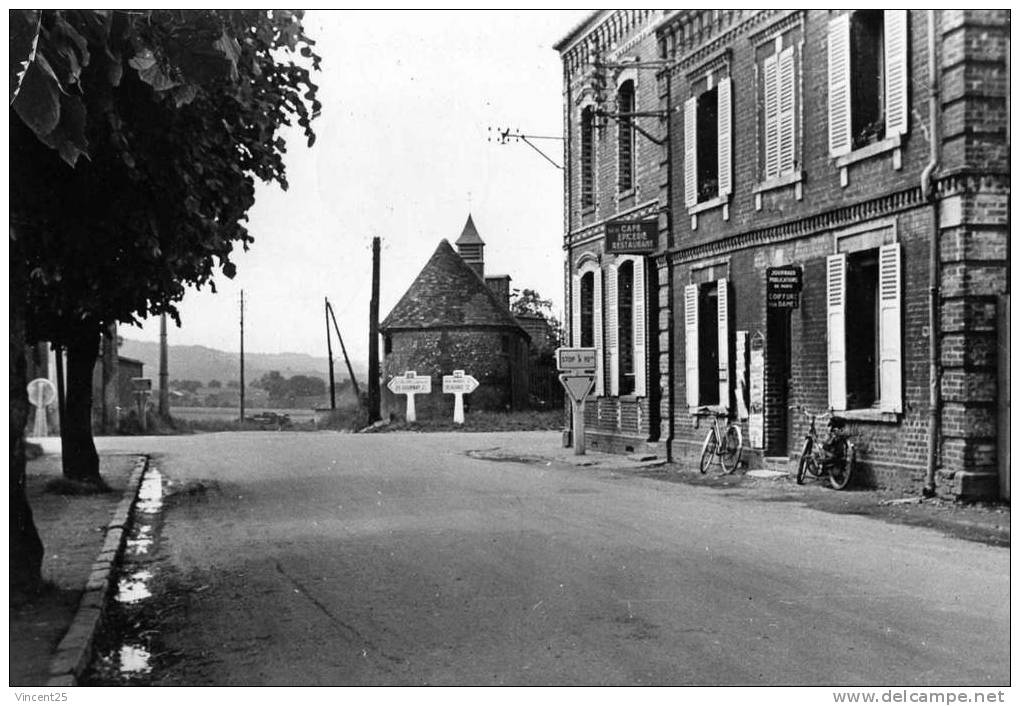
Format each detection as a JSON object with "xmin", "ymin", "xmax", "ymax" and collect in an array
[
  {"xmin": 208, "ymin": 379, "xmax": 222, "ymax": 389},
  {"xmin": 289, "ymin": 374, "xmax": 326, "ymax": 397},
  {"xmin": 226, "ymin": 380, "xmax": 240, "ymax": 389},
  {"xmin": 254, "ymin": 371, "xmax": 288, "ymax": 400},
  {"xmin": 510, "ymin": 287, "xmax": 563, "ymax": 354},
  {"xmin": 9, "ymin": 9, "xmax": 320, "ymax": 590}
]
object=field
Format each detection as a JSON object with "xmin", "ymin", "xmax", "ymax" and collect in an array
[{"xmin": 170, "ymin": 407, "xmax": 320, "ymax": 424}]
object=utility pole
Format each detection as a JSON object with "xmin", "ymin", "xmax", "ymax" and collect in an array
[
  {"xmin": 327, "ymin": 300, "xmax": 361, "ymax": 399},
  {"xmin": 367, "ymin": 237, "xmax": 381, "ymax": 422},
  {"xmin": 239, "ymin": 290, "xmax": 246, "ymax": 422},
  {"xmin": 325, "ymin": 297, "xmax": 336, "ymax": 410},
  {"xmin": 53, "ymin": 344, "xmax": 66, "ymax": 434},
  {"xmin": 158, "ymin": 313, "xmax": 169, "ymax": 419}
]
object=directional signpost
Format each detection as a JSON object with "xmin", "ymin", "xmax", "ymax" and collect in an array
[
  {"xmin": 26, "ymin": 378, "xmax": 56, "ymax": 438},
  {"xmin": 132, "ymin": 377, "xmax": 153, "ymax": 432},
  {"xmin": 442, "ymin": 370, "xmax": 479, "ymax": 425},
  {"xmin": 556, "ymin": 347, "xmax": 597, "ymax": 455},
  {"xmin": 387, "ymin": 371, "xmax": 432, "ymax": 423}
]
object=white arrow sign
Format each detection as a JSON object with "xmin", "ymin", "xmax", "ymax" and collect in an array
[
  {"xmin": 442, "ymin": 370, "xmax": 479, "ymax": 424},
  {"xmin": 387, "ymin": 371, "xmax": 432, "ymax": 422}
]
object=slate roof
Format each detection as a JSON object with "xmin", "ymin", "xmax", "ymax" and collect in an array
[
  {"xmin": 380, "ymin": 240, "xmax": 526, "ymax": 333},
  {"xmin": 454, "ymin": 214, "xmax": 484, "ymax": 246}
]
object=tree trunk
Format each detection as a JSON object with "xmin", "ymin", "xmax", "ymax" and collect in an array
[
  {"xmin": 61, "ymin": 322, "xmax": 104, "ymax": 486},
  {"xmin": 10, "ymin": 235, "xmax": 44, "ymax": 593}
]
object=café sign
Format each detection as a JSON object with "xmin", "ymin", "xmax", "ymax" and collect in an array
[{"xmin": 605, "ymin": 220, "xmax": 656, "ymax": 254}]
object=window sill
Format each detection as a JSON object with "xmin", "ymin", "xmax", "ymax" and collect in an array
[
  {"xmin": 581, "ymin": 205, "xmax": 597, "ymax": 217},
  {"xmin": 834, "ymin": 134, "xmax": 901, "ymax": 168},
  {"xmin": 832, "ymin": 408, "xmax": 901, "ymax": 424},
  {"xmin": 753, "ymin": 170, "xmax": 803, "ymax": 195},
  {"xmin": 687, "ymin": 194, "xmax": 729, "ymax": 215},
  {"xmin": 616, "ymin": 188, "xmax": 636, "ymax": 202}
]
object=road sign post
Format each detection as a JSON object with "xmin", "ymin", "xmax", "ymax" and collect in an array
[
  {"xmin": 559, "ymin": 373, "xmax": 596, "ymax": 456},
  {"xmin": 442, "ymin": 370, "xmax": 479, "ymax": 425},
  {"xmin": 386, "ymin": 371, "xmax": 432, "ymax": 423},
  {"xmin": 556, "ymin": 348, "xmax": 598, "ymax": 455},
  {"xmin": 132, "ymin": 378, "xmax": 153, "ymax": 432}
]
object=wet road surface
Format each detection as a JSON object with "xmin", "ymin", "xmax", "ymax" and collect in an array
[{"xmin": 84, "ymin": 431, "xmax": 1008, "ymax": 685}]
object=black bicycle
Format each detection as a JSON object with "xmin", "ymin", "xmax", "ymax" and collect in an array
[
  {"xmin": 795, "ymin": 407, "xmax": 856, "ymax": 490},
  {"xmin": 694, "ymin": 405, "xmax": 743, "ymax": 474}
]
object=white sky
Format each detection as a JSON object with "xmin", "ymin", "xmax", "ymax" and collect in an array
[{"xmin": 128, "ymin": 10, "xmax": 590, "ymax": 360}]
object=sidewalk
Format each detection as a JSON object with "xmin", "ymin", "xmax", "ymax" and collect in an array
[
  {"xmin": 466, "ymin": 431, "xmax": 1010, "ymax": 548},
  {"xmin": 10, "ymin": 451, "xmax": 139, "ymax": 686}
]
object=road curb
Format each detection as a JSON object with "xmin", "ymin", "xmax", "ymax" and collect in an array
[{"xmin": 45, "ymin": 454, "xmax": 150, "ymax": 687}]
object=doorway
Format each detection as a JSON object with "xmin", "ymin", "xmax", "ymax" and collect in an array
[{"xmin": 765, "ymin": 307, "xmax": 792, "ymax": 456}]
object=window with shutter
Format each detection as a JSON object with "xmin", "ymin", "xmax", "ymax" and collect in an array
[
  {"xmin": 593, "ymin": 266, "xmax": 604, "ymax": 396},
  {"xmin": 762, "ymin": 53, "xmax": 780, "ymax": 180},
  {"xmin": 684, "ymin": 284, "xmax": 699, "ymax": 409},
  {"xmin": 684, "ymin": 97, "xmax": 698, "ymax": 207},
  {"xmin": 884, "ymin": 10, "xmax": 909, "ymax": 137},
  {"xmin": 606, "ymin": 264, "xmax": 619, "ymax": 397},
  {"xmin": 777, "ymin": 46, "xmax": 796, "ymax": 173},
  {"xmin": 716, "ymin": 278, "xmax": 731, "ymax": 411},
  {"xmin": 571, "ymin": 274, "xmax": 582, "ymax": 346},
  {"xmin": 617, "ymin": 80, "xmax": 635, "ymax": 192},
  {"xmin": 828, "ymin": 14, "xmax": 852, "ymax": 157},
  {"xmin": 717, "ymin": 78, "xmax": 732, "ymax": 197},
  {"xmin": 581, "ymin": 106, "xmax": 596, "ymax": 208},
  {"xmin": 878, "ymin": 244, "xmax": 902, "ymax": 412},
  {"xmin": 617, "ymin": 260, "xmax": 635, "ymax": 396},
  {"xmin": 632, "ymin": 258, "xmax": 647, "ymax": 398},
  {"xmin": 826, "ymin": 254, "xmax": 848, "ymax": 411}
]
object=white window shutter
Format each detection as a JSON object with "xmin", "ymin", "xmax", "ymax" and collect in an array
[
  {"xmin": 606, "ymin": 264, "xmax": 619, "ymax": 397},
  {"xmin": 878, "ymin": 244, "xmax": 903, "ymax": 413},
  {"xmin": 593, "ymin": 267, "xmax": 604, "ymax": 396},
  {"xmin": 684, "ymin": 96, "xmax": 698, "ymax": 207},
  {"xmin": 717, "ymin": 77, "xmax": 733, "ymax": 197},
  {"xmin": 884, "ymin": 10, "xmax": 909, "ymax": 137},
  {"xmin": 763, "ymin": 53, "xmax": 780, "ymax": 180},
  {"xmin": 571, "ymin": 274, "xmax": 581, "ymax": 346},
  {"xmin": 684, "ymin": 284, "xmax": 699, "ymax": 409},
  {"xmin": 826, "ymin": 254, "xmax": 848, "ymax": 411},
  {"xmin": 827, "ymin": 14, "xmax": 852, "ymax": 157},
  {"xmin": 632, "ymin": 257, "xmax": 646, "ymax": 397},
  {"xmin": 777, "ymin": 45, "xmax": 796, "ymax": 174},
  {"xmin": 716, "ymin": 278, "xmax": 730, "ymax": 412}
]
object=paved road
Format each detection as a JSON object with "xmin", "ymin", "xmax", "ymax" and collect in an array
[{"xmin": 88, "ymin": 431, "xmax": 1008, "ymax": 686}]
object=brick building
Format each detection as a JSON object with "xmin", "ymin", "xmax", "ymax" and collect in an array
[
  {"xmin": 379, "ymin": 217, "xmax": 531, "ymax": 420},
  {"xmin": 558, "ymin": 10, "xmax": 1009, "ymax": 498}
]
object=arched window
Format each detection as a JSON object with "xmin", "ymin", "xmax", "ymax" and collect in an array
[
  {"xmin": 617, "ymin": 80, "xmax": 635, "ymax": 192},
  {"xmin": 579, "ymin": 271, "xmax": 595, "ymax": 347},
  {"xmin": 617, "ymin": 260, "xmax": 635, "ymax": 395},
  {"xmin": 581, "ymin": 105, "xmax": 596, "ymax": 208}
]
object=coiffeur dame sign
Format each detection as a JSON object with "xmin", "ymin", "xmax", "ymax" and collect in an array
[
  {"xmin": 606, "ymin": 220, "xmax": 656, "ymax": 254},
  {"xmin": 766, "ymin": 266, "xmax": 802, "ymax": 309}
]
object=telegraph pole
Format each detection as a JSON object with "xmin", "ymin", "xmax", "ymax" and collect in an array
[
  {"xmin": 158, "ymin": 313, "xmax": 169, "ymax": 419},
  {"xmin": 367, "ymin": 237, "xmax": 381, "ymax": 422},
  {"xmin": 327, "ymin": 300, "xmax": 361, "ymax": 399},
  {"xmin": 239, "ymin": 290, "xmax": 246, "ymax": 422},
  {"xmin": 325, "ymin": 297, "xmax": 336, "ymax": 410}
]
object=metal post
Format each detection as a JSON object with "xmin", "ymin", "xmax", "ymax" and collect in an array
[{"xmin": 573, "ymin": 399, "xmax": 586, "ymax": 455}]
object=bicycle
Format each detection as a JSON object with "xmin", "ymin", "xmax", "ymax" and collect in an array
[
  {"xmin": 794, "ymin": 407, "xmax": 856, "ymax": 490},
  {"xmin": 694, "ymin": 405, "xmax": 743, "ymax": 474}
]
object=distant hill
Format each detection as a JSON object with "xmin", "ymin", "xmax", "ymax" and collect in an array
[{"xmin": 118, "ymin": 338, "xmax": 366, "ymax": 387}]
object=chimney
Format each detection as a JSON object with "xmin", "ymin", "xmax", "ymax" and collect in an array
[
  {"xmin": 455, "ymin": 213, "xmax": 485, "ymax": 278},
  {"xmin": 485, "ymin": 275, "xmax": 512, "ymax": 309}
]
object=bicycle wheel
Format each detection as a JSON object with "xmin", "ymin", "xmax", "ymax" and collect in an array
[
  {"xmin": 828, "ymin": 438, "xmax": 854, "ymax": 490},
  {"xmin": 720, "ymin": 424, "xmax": 743, "ymax": 474},
  {"xmin": 699, "ymin": 429, "xmax": 717, "ymax": 474},
  {"xmin": 796, "ymin": 439, "xmax": 815, "ymax": 485}
]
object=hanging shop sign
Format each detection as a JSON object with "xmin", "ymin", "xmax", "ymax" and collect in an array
[
  {"xmin": 605, "ymin": 220, "xmax": 657, "ymax": 254},
  {"xmin": 766, "ymin": 266, "xmax": 802, "ymax": 309}
]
